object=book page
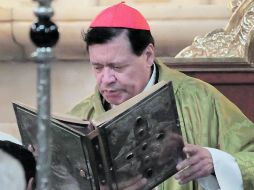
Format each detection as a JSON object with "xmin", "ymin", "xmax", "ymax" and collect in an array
[{"xmin": 12, "ymin": 101, "xmax": 90, "ymax": 125}]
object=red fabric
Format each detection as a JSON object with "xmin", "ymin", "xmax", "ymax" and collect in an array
[{"xmin": 90, "ymin": 2, "xmax": 150, "ymax": 31}]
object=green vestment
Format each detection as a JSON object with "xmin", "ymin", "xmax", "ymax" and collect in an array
[{"xmin": 70, "ymin": 59, "xmax": 254, "ymax": 190}]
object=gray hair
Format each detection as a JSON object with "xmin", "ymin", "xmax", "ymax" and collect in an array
[{"xmin": 0, "ymin": 150, "xmax": 26, "ymax": 190}]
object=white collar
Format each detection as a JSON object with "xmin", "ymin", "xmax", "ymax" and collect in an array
[{"xmin": 143, "ymin": 63, "xmax": 156, "ymax": 91}]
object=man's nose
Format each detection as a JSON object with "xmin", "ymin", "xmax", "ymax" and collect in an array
[{"xmin": 101, "ymin": 67, "xmax": 116, "ymax": 84}]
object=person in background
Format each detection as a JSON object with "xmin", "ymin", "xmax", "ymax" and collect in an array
[
  {"xmin": 0, "ymin": 140, "xmax": 36, "ymax": 190},
  {"xmin": 70, "ymin": 2, "xmax": 254, "ymax": 190},
  {"xmin": 0, "ymin": 149, "xmax": 26, "ymax": 190}
]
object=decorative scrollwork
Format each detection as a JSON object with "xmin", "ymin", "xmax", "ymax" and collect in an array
[
  {"xmin": 228, "ymin": 0, "xmax": 245, "ymax": 12},
  {"xmin": 176, "ymin": 0, "xmax": 254, "ymax": 63}
]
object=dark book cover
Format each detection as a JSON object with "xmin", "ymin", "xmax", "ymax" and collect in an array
[{"xmin": 13, "ymin": 80, "xmax": 186, "ymax": 190}]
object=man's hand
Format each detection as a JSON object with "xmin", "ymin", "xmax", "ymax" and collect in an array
[
  {"xmin": 174, "ymin": 144, "xmax": 214, "ymax": 184},
  {"xmin": 100, "ymin": 175, "xmax": 147, "ymax": 190},
  {"xmin": 28, "ymin": 144, "xmax": 39, "ymax": 160},
  {"xmin": 117, "ymin": 175, "xmax": 147, "ymax": 190}
]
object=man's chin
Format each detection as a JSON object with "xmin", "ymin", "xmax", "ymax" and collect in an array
[
  {"xmin": 105, "ymin": 97, "xmax": 127, "ymax": 106},
  {"xmin": 107, "ymin": 99, "xmax": 123, "ymax": 106}
]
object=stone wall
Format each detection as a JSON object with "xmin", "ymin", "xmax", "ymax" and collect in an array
[
  {"xmin": 0, "ymin": 0, "xmax": 231, "ymax": 61},
  {"xmin": 0, "ymin": 61, "xmax": 96, "ymax": 140}
]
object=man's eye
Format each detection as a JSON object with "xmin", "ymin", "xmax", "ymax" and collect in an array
[
  {"xmin": 94, "ymin": 66, "xmax": 103, "ymax": 71},
  {"xmin": 112, "ymin": 65, "xmax": 123, "ymax": 70}
]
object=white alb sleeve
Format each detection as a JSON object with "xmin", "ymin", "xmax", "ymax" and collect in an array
[{"xmin": 197, "ymin": 147, "xmax": 243, "ymax": 190}]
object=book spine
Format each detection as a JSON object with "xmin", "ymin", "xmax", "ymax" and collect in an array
[
  {"xmin": 81, "ymin": 136, "xmax": 99, "ymax": 190},
  {"xmin": 97, "ymin": 133, "xmax": 114, "ymax": 190}
]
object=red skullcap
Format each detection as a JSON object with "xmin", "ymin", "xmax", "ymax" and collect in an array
[{"xmin": 90, "ymin": 2, "xmax": 150, "ymax": 31}]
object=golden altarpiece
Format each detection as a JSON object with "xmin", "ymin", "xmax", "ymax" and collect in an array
[{"xmin": 165, "ymin": 0, "xmax": 254, "ymax": 122}]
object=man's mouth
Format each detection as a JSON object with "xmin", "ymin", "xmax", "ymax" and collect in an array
[
  {"xmin": 103, "ymin": 90, "xmax": 118, "ymax": 94},
  {"xmin": 103, "ymin": 89, "xmax": 121, "ymax": 97}
]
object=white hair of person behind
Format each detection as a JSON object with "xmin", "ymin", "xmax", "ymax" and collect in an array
[{"xmin": 0, "ymin": 150, "xmax": 26, "ymax": 190}]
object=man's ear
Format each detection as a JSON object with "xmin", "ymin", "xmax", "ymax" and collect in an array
[
  {"xmin": 144, "ymin": 43, "xmax": 155, "ymax": 67},
  {"xmin": 26, "ymin": 177, "xmax": 34, "ymax": 190}
]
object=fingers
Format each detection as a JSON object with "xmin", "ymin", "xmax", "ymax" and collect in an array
[
  {"xmin": 28, "ymin": 144, "xmax": 35, "ymax": 152},
  {"xmin": 175, "ymin": 159, "xmax": 209, "ymax": 184},
  {"xmin": 183, "ymin": 144, "xmax": 199, "ymax": 156},
  {"xmin": 27, "ymin": 177, "xmax": 35, "ymax": 190},
  {"xmin": 117, "ymin": 175, "xmax": 147, "ymax": 190},
  {"xmin": 175, "ymin": 144, "xmax": 214, "ymax": 184},
  {"xmin": 122, "ymin": 178, "xmax": 147, "ymax": 190},
  {"xmin": 118, "ymin": 175, "xmax": 142, "ymax": 189},
  {"xmin": 176, "ymin": 154, "xmax": 199, "ymax": 171},
  {"xmin": 27, "ymin": 144, "xmax": 39, "ymax": 159}
]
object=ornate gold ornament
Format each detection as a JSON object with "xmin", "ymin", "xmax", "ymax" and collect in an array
[{"xmin": 176, "ymin": 0, "xmax": 254, "ymax": 64}]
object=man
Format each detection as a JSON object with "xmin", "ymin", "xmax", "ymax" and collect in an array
[
  {"xmin": 70, "ymin": 2, "xmax": 254, "ymax": 190},
  {"xmin": 0, "ymin": 140, "xmax": 36, "ymax": 190}
]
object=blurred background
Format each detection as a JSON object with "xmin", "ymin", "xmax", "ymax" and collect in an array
[{"xmin": 0, "ymin": 0, "xmax": 233, "ymax": 139}]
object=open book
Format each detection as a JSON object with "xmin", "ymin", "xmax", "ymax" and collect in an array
[{"xmin": 13, "ymin": 81, "xmax": 186, "ymax": 190}]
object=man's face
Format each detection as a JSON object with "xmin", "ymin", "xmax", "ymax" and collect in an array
[{"xmin": 89, "ymin": 31, "xmax": 154, "ymax": 105}]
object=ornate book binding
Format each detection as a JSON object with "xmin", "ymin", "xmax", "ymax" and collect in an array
[{"xmin": 13, "ymin": 81, "xmax": 186, "ymax": 190}]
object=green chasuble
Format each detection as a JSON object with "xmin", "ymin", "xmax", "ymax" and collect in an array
[{"xmin": 70, "ymin": 59, "xmax": 254, "ymax": 190}]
